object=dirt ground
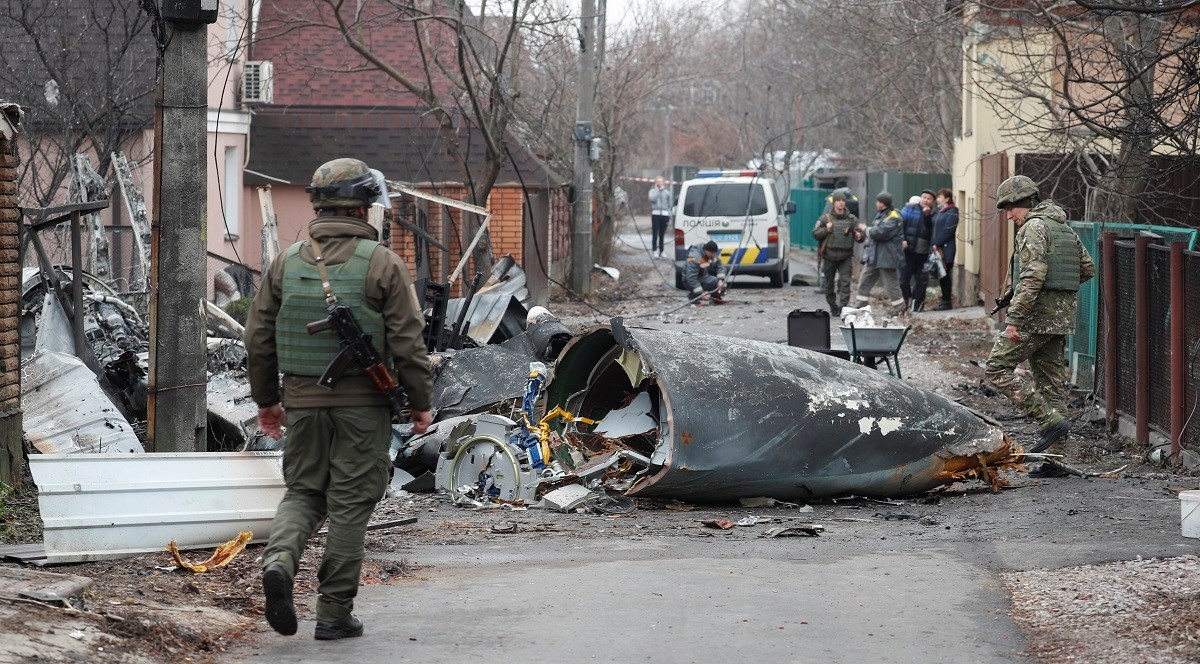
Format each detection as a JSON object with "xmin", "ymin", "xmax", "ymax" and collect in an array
[{"xmin": 3, "ymin": 214, "xmax": 1198, "ymax": 663}]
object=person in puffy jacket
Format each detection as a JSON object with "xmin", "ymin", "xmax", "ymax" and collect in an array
[
  {"xmin": 931, "ymin": 188, "xmax": 959, "ymax": 310},
  {"xmin": 898, "ymin": 191, "xmax": 935, "ymax": 311},
  {"xmin": 853, "ymin": 192, "xmax": 906, "ymax": 316}
]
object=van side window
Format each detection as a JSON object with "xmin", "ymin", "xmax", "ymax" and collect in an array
[{"xmin": 682, "ymin": 183, "xmax": 769, "ymax": 217}]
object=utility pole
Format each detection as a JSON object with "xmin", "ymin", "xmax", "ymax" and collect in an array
[
  {"xmin": 147, "ymin": 19, "xmax": 209, "ymax": 453},
  {"xmin": 570, "ymin": 0, "xmax": 598, "ymax": 295}
]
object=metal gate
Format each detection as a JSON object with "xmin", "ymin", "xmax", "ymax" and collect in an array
[{"xmin": 979, "ymin": 152, "xmax": 1009, "ymax": 318}]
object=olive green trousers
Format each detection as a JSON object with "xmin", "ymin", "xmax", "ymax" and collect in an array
[
  {"xmin": 263, "ymin": 405, "xmax": 391, "ymax": 623},
  {"xmin": 984, "ymin": 332, "xmax": 1068, "ymax": 429}
]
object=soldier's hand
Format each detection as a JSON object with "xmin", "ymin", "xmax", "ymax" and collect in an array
[
  {"xmin": 410, "ymin": 409, "xmax": 432, "ymax": 435},
  {"xmin": 825, "ymin": 222, "xmax": 833, "ymax": 231},
  {"xmin": 1004, "ymin": 324, "xmax": 1021, "ymax": 342},
  {"xmin": 258, "ymin": 403, "xmax": 285, "ymax": 439},
  {"xmin": 902, "ymin": 240, "xmax": 909, "ymax": 250}
]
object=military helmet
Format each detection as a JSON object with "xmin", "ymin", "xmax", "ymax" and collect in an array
[
  {"xmin": 995, "ymin": 175, "xmax": 1040, "ymax": 209},
  {"xmin": 307, "ymin": 158, "xmax": 381, "ymax": 210}
]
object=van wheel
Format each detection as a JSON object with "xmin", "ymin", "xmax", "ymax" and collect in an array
[
  {"xmin": 675, "ymin": 269, "xmax": 685, "ymax": 290},
  {"xmin": 782, "ymin": 265, "xmax": 790, "ymax": 285},
  {"xmin": 769, "ymin": 269, "xmax": 784, "ymax": 288}
]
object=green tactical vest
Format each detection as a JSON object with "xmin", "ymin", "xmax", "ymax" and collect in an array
[
  {"xmin": 821, "ymin": 213, "xmax": 858, "ymax": 255},
  {"xmin": 276, "ymin": 239, "xmax": 390, "ymax": 376},
  {"xmin": 1013, "ymin": 217, "xmax": 1080, "ymax": 292}
]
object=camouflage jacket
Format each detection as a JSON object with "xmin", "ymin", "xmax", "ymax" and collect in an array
[{"xmin": 1006, "ymin": 200, "xmax": 1096, "ymax": 335}]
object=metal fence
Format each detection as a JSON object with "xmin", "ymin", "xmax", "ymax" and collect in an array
[
  {"xmin": 1095, "ymin": 234, "xmax": 1200, "ymax": 453},
  {"xmin": 1187, "ymin": 254, "xmax": 1200, "ymax": 451},
  {"xmin": 1067, "ymin": 222, "xmax": 1197, "ymax": 388}
]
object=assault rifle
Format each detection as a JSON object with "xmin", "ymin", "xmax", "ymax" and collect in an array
[
  {"xmin": 307, "ymin": 304, "xmax": 406, "ymax": 413},
  {"xmin": 988, "ymin": 287, "xmax": 1013, "ymax": 317}
]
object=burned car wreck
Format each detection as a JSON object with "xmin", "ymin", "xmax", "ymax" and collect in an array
[{"xmin": 401, "ymin": 319, "xmax": 1021, "ymax": 504}]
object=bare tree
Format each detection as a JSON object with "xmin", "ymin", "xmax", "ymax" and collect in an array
[
  {"xmin": 966, "ymin": 0, "xmax": 1200, "ymax": 224},
  {"xmin": 0, "ymin": 0, "xmax": 158, "ymax": 207},
  {"xmin": 263, "ymin": 0, "xmax": 572, "ymax": 273},
  {"xmin": 511, "ymin": 1, "xmax": 702, "ymax": 263},
  {"xmin": 770, "ymin": 0, "xmax": 963, "ymax": 172}
]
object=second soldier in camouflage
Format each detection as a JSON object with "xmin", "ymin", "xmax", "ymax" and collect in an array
[{"xmin": 984, "ymin": 175, "xmax": 1095, "ymax": 470}]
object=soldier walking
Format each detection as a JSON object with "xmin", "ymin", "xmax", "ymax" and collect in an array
[
  {"xmin": 984, "ymin": 175, "xmax": 1094, "ymax": 475},
  {"xmin": 245, "ymin": 158, "xmax": 434, "ymax": 640}
]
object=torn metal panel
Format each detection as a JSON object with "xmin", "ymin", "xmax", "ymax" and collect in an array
[
  {"xmin": 28, "ymin": 451, "xmax": 284, "ymax": 564},
  {"xmin": 206, "ymin": 371, "xmax": 261, "ymax": 451},
  {"xmin": 430, "ymin": 332, "xmax": 541, "ymax": 420},
  {"xmin": 21, "ymin": 351, "xmax": 143, "ymax": 454},
  {"xmin": 477, "ymin": 254, "xmax": 531, "ymax": 307},
  {"xmin": 32, "ymin": 293, "xmax": 74, "ymax": 355},
  {"xmin": 442, "ymin": 293, "xmax": 528, "ymax": 346},
  {"xmin": 593, "ymin": 391, "xmax": 656, "ymax": 437},
  {"xmin": 546, "ymin": 323, "xmax": 1016, "ymax": 501}
]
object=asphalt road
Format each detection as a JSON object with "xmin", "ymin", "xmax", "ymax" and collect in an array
[{"xmin": 234, "ymin": 470, "xmax": 1188, "ymax": 664}]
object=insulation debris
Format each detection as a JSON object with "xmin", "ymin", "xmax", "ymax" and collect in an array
[{"xmin": 167, "ymin": 531, "xmax": 254, "ymax": 573}]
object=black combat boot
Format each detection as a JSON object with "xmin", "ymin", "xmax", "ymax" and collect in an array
[
  {"xmin": 315, "ymin": 614, "xmax": 364, "ymax": 641},
  {"xmin": 262, "ymin": 562, "xmax": 297, "ymax": 636},
  {"xmin": 1030, "ymin": 420, "xmax": 1071, "ymax": 453}
]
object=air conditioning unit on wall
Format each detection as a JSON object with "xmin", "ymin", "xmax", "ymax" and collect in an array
[{"xmin": 242, "ymin": 61, "xmax": 274, "ymax": 105}]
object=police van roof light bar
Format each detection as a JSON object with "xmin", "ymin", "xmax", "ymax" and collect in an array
[{"xmin": 695, "ymin": 169, "xmax": 763, "ymax": 179}]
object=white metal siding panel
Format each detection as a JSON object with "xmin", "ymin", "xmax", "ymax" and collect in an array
[{"xmin": 29, "ymin": 452, "xmax": 285, "ymax": 564}]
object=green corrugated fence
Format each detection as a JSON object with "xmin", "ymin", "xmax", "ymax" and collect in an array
[{"xmin": 789, "ymin": 189, "xmax": 828, "ymax": 250}]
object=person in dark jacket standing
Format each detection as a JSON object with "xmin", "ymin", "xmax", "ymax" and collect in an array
[
  {"xmin": 245, "ymin": 158, "xmax": 434, "ymax": 641},
  {"xmin": 648, "ymin": 177, "xmax": 673, "ymax": 259},
  {"xmin": 899, "ymin": 190, "xmax": 935, "ymax": 311},
  {"xmin": 812, "ymin": 191, "xmax": 864, "ymax": 315},
  {"xmin": 931, "ymin": 188, "xmax": 959, "ymax": 310},
  {"xmin": 854, "ymin": 192, "xmax": 906, "ymax": 316}
]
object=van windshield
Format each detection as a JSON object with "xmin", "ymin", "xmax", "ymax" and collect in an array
[{"xmin": 682, "ymin": 183, "xmax": 769, "ymax": 217}]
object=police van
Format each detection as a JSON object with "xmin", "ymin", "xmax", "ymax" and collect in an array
[{"xmin": 672, "ymin": 170, "xmax": 795, "ymax": 289}]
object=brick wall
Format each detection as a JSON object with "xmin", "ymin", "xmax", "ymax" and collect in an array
[
  {"xmin": 389, "ymin": 184, "xmax": 530, "ymax": 297},
  {"xmin": 0, "ymin": 117, "xmax": 23, "ymax": 487},
  {"xmin": 487, "ymin": 187, "xmax": 524, "ymax": 259}
]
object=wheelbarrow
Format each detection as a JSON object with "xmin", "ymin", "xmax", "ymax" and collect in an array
[{"xmin": 840, "ymin": 323, "xmax": 912, "ymax": 378}]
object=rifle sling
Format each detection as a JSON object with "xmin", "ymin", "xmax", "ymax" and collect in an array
[{"xmin": 306, "ymin": 236, "xmax": 339, "ymax": 305}]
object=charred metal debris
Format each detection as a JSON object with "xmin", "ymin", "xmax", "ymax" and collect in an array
[{"xmin": 398, "ymin": 318, "xmax": 1026, "ymax": 510}]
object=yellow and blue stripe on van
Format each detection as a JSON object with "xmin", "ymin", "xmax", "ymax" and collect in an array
[{"xmin": 719, "ymin": 247, "xmax": 773, "ymax": 264}]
